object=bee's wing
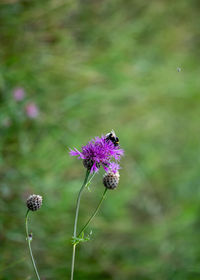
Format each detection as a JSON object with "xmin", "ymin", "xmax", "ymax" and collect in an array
[{"xmin": 111, "ymin": 129, "xmax": 116, "ymax": 137}]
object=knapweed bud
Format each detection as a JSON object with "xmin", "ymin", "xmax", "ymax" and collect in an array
[
  {"xmin": 103, "ymin": 172, "xmax": 120, "ymax": 190},
  {"xmin": 83, "ymin": 159, "xmax": 100, "ymax": 171},
  {"xmin": 26, "ymin": 194, "xmax": 42, "ymax": 211}
]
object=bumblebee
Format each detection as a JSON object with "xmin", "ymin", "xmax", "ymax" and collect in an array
[{"xmin": 105, "ymin": 130, "xmax": 119, "ymax": 146}]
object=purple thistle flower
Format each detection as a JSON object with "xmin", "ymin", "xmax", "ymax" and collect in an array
[{"xmin": 70, "ymin": 135, "xmax": 124, "ymax": 172}]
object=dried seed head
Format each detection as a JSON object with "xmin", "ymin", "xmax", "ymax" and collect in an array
[
  {"xmin": 83, "ymin": 159, "xmax": 100, "ymax": 171},
  {"xmin": 103, "ymin": 172, "xmax": 120, "ymax": 190},
  {"xmin": 26, "ymin": 194, "xmax": 42, "ymax": 211}
]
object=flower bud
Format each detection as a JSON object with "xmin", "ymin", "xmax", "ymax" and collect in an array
[
  {"xmin": 103, "ymin": 172, "xmax": 120, "ymax": 190},
  {"xmin": 26, "ymin": 194, "xmax": 42, "ymax": 211}
]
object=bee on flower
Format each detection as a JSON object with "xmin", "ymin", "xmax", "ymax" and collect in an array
[{"xmin": 69, "ymin": 131, "xmax": 124, "ymax": 172}]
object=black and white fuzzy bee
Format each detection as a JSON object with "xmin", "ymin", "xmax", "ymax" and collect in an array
[{"xmin": 105, "ymin": 130, "xmax": 119, "ymax": 146}]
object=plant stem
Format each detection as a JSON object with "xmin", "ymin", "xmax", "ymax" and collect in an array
[
  {"xmin": 78, "ymin": 188, "xmax": 108, "ymax": 238},
  {"xmin": 71, "ymin": 244, "xmax": 76, "ymax": 280},
  {"xmin": 25, "ymin": 210, "xmax": 41, "ymax": 280},
  {"xmin": 70, "ymin": 169, "xmax": 91, "ymax": 280},
  {"xmin": 85, "ymin": 171, "xmax": 96, "ymax": 190}
]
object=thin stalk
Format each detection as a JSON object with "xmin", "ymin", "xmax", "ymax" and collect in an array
[
  {"xmin": 70, "ymin": 244, "xmax": 76, "ymax": 280},
  {"xmin": 25, "ymin": 210, "xmax": 41, "ymax": 280},
  {"xmin": 85, "ymin": 171, "xmax": 96, "ymax": 190},
  {"xmin": 78, "ymin": 188, "xmax": 108, "ymax": 238},
  {"xmin": 70, "ymin": 169, "xmax": 91, "ymax": 280}
]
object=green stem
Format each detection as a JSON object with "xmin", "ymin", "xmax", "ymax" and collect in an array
[
  {"xmin": 70, "ymin": 169, "xmax": 91, "ymax": 280},
  {"xmin": 78, "ymin": 188, "xmax": 108, "ymax": 238},
  {"xmin": 85, "ymin": 171, "xmax": 96, "ymax": 190},
  {"xmin": 25, "ymin": 210, "xmax": 41, "ymax": 280},
  {"xmin": 70, "ymin": 244, "xmax": 76, "ymax": 280}
]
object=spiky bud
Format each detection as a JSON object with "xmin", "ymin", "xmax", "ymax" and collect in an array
[
  {"xmin": 26, "ymin": 194, "xmax": 42, "ymax": 211},
  {"xmin": 83, "ymin": 159, "xmax": 100, "ymax": 170},
  {"xmin": 103, "ymin": 172, "xmax": 120, "ymax": 190}
]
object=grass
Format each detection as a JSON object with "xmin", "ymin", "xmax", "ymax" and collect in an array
[{"xmin": 1, "ymin": 0, "xmax": 200, "ymax": 279}]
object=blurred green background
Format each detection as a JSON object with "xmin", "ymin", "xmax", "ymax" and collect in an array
[{"xmin": 1, "ymin": 0, "xmax": 200, "ymax": 279}]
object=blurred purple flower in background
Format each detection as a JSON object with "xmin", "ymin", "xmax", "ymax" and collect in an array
[
  {"xmin": 25, "ymin": 103, "xmax": 39, "ymax": 119},
  {"xmin": 13, "ymin": 87, "xmax": 25, "ymax": 101}
]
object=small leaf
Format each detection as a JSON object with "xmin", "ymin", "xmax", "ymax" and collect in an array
[{"xmin": 86, "ymin": 182, "xmax": 92, "ymax": 192}]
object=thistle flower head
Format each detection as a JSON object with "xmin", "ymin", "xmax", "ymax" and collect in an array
[
  {"xmin": 70, "ymin": 134, "xmax": 124, "ymax": 172},
  {"xmin": 103, "ymin": 171, "xmax": 120, "ymax": 190},
  {"xmin": 26, "ymin": 194, "xmax": 42, "ymax": 211}
]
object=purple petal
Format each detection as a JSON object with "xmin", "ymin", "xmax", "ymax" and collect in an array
[
  {"xmin": 109, "ymin": 162, "xmax": 121, "ymax": 173},
  {"xmin": 69, "ymin": 148, "xmax": 84, "ymax": 159}
]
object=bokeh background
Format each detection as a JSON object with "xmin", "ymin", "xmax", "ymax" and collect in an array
[{"xmin": 1, "ymin": 0, "xmax": 200, "ymax": 279}]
